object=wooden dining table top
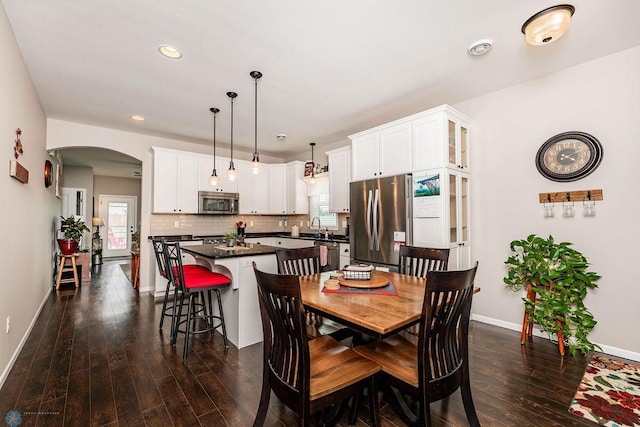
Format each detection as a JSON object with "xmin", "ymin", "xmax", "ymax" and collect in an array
[{"xmin": 299, "ymin": 270, "xmax": 427, "ymax": 339}]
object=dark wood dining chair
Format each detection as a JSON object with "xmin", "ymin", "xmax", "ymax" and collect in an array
[
  {"xmin": 354, "ymin": 262, "xmax": 480, "ymax": 427},
  {"xmin": 252, "ymin": 263, "xmax": 381, "ymax": 427},
  {"xmin": 398, "ymin": 245, "xmax": 450, "ymax": 278},
  {"xmin": 163, "ymin": 241, "xmax": 231, "ymax": 359},
  {"xmin": 276, "ymin": 247, "xmax": 352, "ymax": 341}
]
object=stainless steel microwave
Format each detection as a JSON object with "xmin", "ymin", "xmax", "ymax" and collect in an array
[{"xmin": 198, "ymin": 191, "xmax": 239, "ymax": 215}]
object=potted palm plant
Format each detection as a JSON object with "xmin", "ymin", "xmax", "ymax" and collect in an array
[
  {"xmin": 58, "ymin": 215, "xmax": 90, "ymax": 255},
  {"xmin": 504, "ymin": 234, "xmax": 600, "ymax": 356}
]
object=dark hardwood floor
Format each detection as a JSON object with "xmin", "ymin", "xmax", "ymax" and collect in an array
[{"xmin": 0, "ymin": 259, "xmax": 596, "ymax": 426}]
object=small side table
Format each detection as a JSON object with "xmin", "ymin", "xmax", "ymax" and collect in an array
[
  {"xmin": 56, "ymin": 253, "xmax": 79, "ymax": 290},
  {"xmin": 131, "ymin": 251, "xmax": 140, "ymax": 288}
]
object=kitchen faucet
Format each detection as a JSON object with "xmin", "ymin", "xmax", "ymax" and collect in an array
[{"xmin": 310, "ymin": 217, "xmax": 321, "ymax": 235}]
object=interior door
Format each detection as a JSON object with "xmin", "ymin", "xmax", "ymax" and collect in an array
[{"xmin": 99, "ymin": 195, "xmax": 137, "ymax": 258}]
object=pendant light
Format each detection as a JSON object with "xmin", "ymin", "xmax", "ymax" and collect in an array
[
  {"xmin": 209, "ymin": 107, "xmax": 220, "ymax": 187},
  {"xmin": 226, "ymin": 91, "xmax": 238, "ymax": 181},
  {"xmin": 521, "ymin": 4, "xmax": 575, "ymax": 46},
  {"xmin": 249, "ymin": 70, "xmax": 263, "ymax": 175},
  {"xmin": 304, "ymin": 142, "xmax": 316, "ymax": 184}
]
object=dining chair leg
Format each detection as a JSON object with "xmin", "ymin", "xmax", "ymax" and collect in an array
[
  {"xmin": 214, "ymin": 288, "xmax": 229, "ymax": 348},
  {"xmin": 252, "ymin": 367, "xmax": 271, "ymax": 427},
  {"xmin": 368, "ymin": 378, "xmax": 380, "ymax": 427},
  {"xmin": 460, "ymin": 381, "xmax": 480, "ymax": 427}
]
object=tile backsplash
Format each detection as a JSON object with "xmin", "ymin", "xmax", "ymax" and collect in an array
[{"xmin": 150, "ymin": 213, "xmax": 349, "ymax": 237}]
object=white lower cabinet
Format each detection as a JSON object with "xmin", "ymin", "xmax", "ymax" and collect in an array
[{"xmin": 339, "ymin": 243, "xmax": 350, "ymax": 269}]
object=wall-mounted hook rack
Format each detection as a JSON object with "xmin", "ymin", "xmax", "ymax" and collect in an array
[{"xmin": 538, "ymin": 189, "xmax": 603, "ymax": 204}]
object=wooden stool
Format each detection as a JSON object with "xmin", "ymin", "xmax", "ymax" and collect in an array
[
  {"xmin": 520, "ymin": 282, "xmax": 565, "ymax": 355},
  {"xmin": 56, "ymin": 253, "xmax": 79, "ymax": 290},
  {"xmin": 131, "ymin": 251, "xmax": 140, "ymax": 288}
]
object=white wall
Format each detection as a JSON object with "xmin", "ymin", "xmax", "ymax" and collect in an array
[
  {"xmin": 0, "ymin": 5, "xmax": 60, "ymax": 386},
  {"xmin": 455, "ymin": 46, "xmax": 640, "ymax": 358}
]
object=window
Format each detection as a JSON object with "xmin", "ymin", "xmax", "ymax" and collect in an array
[{"xmin": 309, "ymin": 193, "xmax": 337, "ymax": 230}]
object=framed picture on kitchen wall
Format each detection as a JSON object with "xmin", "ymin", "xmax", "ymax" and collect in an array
[
  {"xmin": 304, "ymin": 161, "xmax": 315, "ymax": 177},
  {"xmin": 55, "ymin": 164, "xmax": 62, "ymax": 198}
]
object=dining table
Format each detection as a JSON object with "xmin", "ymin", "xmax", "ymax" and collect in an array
[{"xmin": 299, "ymin": 270, "xmax": 428, "ymax": 340}]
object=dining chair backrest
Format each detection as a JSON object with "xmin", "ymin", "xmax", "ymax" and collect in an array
[
  {"xmin": 418, "ymin": 262, "xmax": 478, "ymax": 400},
  {"xmin": 152, "ymin": 237, "xmax": 168, "ymax": 279},
  {"xmin": 398, "ymin": 245, "xmax": 450, "ymax": 278},
  {"xmin": 253, "ymin": 264, "xmax": 310, "ymax": 400},
  {"xmin": 276, "ymin": 246, "xmax": 320, "ymax": 276}
]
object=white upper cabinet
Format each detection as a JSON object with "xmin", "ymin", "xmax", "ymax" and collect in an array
[
  {"xmin": 152, "ymin": 147, "xmax": 199, "ymax": 213},
  {"xmin": 412, "ymin": 105, "xmax": 471, "ymax": 172},
  {"xmin": 237, "ymin": 160, "xmax": 270, "ymax": 214},
  {"xmin": 198, "ymin": 155, "xmax": 237, "ymax": 193},
  {"xmin": 286, "ymin": 161, "xmax": 309, "ymax": 215},
  {"xmin": 326, "ymin": 146, "xmax": 351, "ymax": 213},
  {"xmin": 268, "ymin": 164, "xmax": 287, "ymax": 215},
  {"xmin": 350, "ymin": 122, "xmax": 411, "ymax": 181}
]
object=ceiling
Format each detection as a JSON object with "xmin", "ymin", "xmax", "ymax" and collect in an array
[{"xmin": 4, "ymin": 1, "xmax": 640, "ymax": 174}]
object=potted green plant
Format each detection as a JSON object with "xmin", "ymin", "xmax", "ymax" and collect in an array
[
  {"xmin": 504, "ymin": 234, "xmax": 600, "ymax": 356},
  {"xmin": 58, "ymin": 215, "xmax": 90, "ymax": 255},
  {"xmin": 223, "ymin": 232, "xmax": 237, "ymax": 247}
]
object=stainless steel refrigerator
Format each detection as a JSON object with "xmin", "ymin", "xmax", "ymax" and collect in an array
[{"xmin": 350, "ymin": 174, "xmax": 412, "ymax": 270}]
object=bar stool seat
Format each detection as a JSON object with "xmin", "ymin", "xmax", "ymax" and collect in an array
[{"xmin": 56, "ymin": 253, "xmax": 79, "ymax": 290}]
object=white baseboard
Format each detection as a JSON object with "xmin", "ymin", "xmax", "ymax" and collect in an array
[
  {"xmin": 471, "ymin": 314, "xmax": 640, "ymax": 362},
  {"xmin": 0, "ymin": 287, "xmax": 53, "ymax": 389}
]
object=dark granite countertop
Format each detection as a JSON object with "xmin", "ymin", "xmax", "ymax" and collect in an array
[
  {"xmin": 180, "ymin": 242, "xmax": 277, "ymax": 259},
  {"xmin": 148, "ymin": 232, "xmax": 349, "ymax": 244}
]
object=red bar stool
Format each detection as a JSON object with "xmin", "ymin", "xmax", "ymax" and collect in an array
[{"xmin": 162, "ymin": 241, "xmax": 231, "ymax": 359}]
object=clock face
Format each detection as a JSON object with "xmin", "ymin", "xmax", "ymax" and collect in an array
[{"xmin": 535, "ymin": 132, "xmax": 603, "ymax": 182}]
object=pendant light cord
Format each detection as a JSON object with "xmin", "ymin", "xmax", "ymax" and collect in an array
[{"xmin": 254, "ymin": 76, "xmax": 258, "ymax": 154}]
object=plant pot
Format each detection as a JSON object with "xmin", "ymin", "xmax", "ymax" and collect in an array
[
  {"xmin": 58, "ymin": 238, "xmax": 78, "ymax": 255},
  {"xmin": 226, "ymin": 238, "xmax": 236, "ymax": 247}
]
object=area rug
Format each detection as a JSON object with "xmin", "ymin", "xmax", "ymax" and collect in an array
[
  {"xmin": 119, "ymin": 263, "xmax": 132, "ymax": 283},
  {"xmin": 569, "ymin": 353, "xmax": 640, "ymax": 426}
]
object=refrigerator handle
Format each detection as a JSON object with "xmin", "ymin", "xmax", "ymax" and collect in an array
[
  {"xmin": 366, "ymin": 190, "xmax": 374, "ymax": 250},
  {"xmin": 373, "ymin": 188, "xmax": 380, "ymax": 251}
]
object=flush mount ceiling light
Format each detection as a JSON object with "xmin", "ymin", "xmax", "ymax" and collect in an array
[
  {"xmin": 158, "ymin": 44, "xmax": 182, "ymax": 59},
  {"xmin": 467, "ymin": 39, "xmax": 493, "ymax": 56},
  {"xmin": 521, "ymin": 4, "xmax": 575, "ymax": 46},
  {"xmin": 209, "ymin": 107, "xmax": 220, "ymax": 187},
  {"xmin": 249, "ymin": 70, "xmax": 263, "ymax": 175},
  {"xmin": 130, "ymin": 114, "xmax": 145, "ymax": 121},
  {"xmin": 226, "ymin": 92, "xmax": 238, "ymax": 182},
  {"xmin": 276, "ymin": 133, "xmax": 287, "ymax": 141}
]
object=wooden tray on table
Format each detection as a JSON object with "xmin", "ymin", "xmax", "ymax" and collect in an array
[{"xmin": 338, "ymin": 273, "xmax": 388, "ymax": 289}]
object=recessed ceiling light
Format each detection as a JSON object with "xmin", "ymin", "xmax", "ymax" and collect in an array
[
  {"xmin": 158, "ymin": 45, "xmax": 182, "ymax": 59},
  {"xmin": 130, "ymin": 115, "xmax": 145, "ymax": 121},
  {"xmin": 467, "ymin": 39, "xmax": 493, "ymax": 56}
]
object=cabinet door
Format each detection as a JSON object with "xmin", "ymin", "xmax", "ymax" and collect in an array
[
  {"xmin": 379, "ymin": 123, "xmax": 411, "ymax": 177},
  {"xmin": 236, "ymin": 160, "xmax": 255, "ymax": 214},
  {"xmin": 153, "ymin": 150, "xmax": 179, "ymax": 213},
  {"xmin": 446, "ymin": 115, "xmax": 471, "ymax": 171},
  {"xmin": 351, "ymin": 133, "xmax": 380, "ymax": 181},
  {"xmin": 268, "ymin": 164, "xmax": 287, "ymax": 214},
  {"xmin": 198, "ymin": 155, "xmax": 215, "ymax": 191},
  {"xmin": 253, "ymin": 166, "xmax": 270, "ymax": 214},
  {"xmin": 286, "ymin": 161, "xmax": 308, "ymax": 214},
  {"xmin": 328, "ymin": 147, "xmax": 351, "ymax": 213},
  {"xmin": 412, "ymin": 115, "xmax": 444, "ymax": 172},
  {"xmin": 177, "ymin": 153, "xmax": 199, "ymax": 213}
]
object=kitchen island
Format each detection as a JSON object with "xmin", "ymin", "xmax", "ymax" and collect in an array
[{"xmin": 181, "ymin": 243, "xmax": 278, "ymax": 349}]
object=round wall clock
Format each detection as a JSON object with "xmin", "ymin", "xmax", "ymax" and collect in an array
[
  {"xmin": 44, "ymin": 160, "xmax": 53, "ymax": 187},
  {"xmin": 535, "ymin": 131, "xmax": 603, "ymax": 182}
]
